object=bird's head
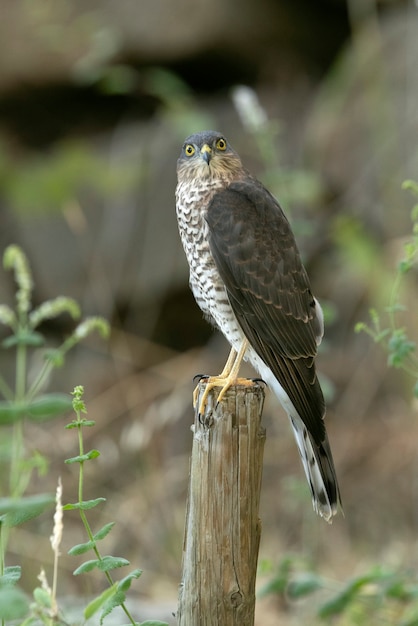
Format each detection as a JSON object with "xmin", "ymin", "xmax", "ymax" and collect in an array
[{"xmin": 177, "ymin": 131, "xmax": 244, "ymax": 182}]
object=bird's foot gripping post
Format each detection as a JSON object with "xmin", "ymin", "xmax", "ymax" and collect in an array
[
  {"xmin": 192, "ymin": 341, "xmax": 253, "ymax": 417},
  {"xmin": 178, "ymin": 380, "xmax": 266, "ymax": 626}
]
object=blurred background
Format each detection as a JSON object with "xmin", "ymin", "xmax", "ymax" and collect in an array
[{"xmin": 0, "ymin": 0, "xmax": 418, "ymax": 623}]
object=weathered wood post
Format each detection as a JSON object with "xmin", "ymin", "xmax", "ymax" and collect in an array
[{"xmin": 177, "ymin": 381, "xmax": 266, "ymax": 626}]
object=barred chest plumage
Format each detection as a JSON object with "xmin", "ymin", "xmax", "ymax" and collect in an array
[{"xmin": 175, "ymin": 178, "xmax": 244, "ymax": 347}]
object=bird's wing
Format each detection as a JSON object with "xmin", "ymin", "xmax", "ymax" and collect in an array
[{"xmin": 206, "ymin": 178, "xmax": 326, "ymax": 444}]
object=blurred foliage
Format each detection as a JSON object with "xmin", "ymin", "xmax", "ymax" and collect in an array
[
  {"xmin": 260, "ymin": 556, "xmax": 418, "ymax": 625},
  {"xmin": 0, "ymin": 246, "xmax": 109, "ymax": 623},
  {"xmin": 0, "ymin": 140, "xmax": 141, "ymax": 214},
  {"xmin": 143, "ymin": 67, "xmax": 215, "ymax": 139},
  {"xmin": 356, "ymin": 180, "xmax": 418, "ymax": 397},
  {"xmin": 0, "ymin": 63, "xmax": 216, "ymax": 216},
  {"xmin": 231, "ymin": 85, "xmax": 325, "ymax": 217}
]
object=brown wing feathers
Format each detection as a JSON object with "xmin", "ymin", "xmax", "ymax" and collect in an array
[{"xmin": 206, "ymin": 178, "xmax": 326, "ymax": 444}]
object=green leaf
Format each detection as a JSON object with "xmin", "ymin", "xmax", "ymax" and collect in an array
[
  {"xmin": 0, "ymin": 586, "xmax": 29, "ymax": 619},
  {"xmin": 73, "ymin": 555, "xmax": 129, "ymax": 576},
  {"xmin": 354, "ymin": 322, "xmax": 366, "ymax": 334},
  {"xmin": 139, "ymin": 622, "xmax": 170, "ymax": 626},
  {"xmin": 118, "ymin": 568, "xmax": 142, "ymax": 592},
  {"xmin": 27, "ymin": 393, "xmax": 73, "ymax": 421},
  {"xmin": 0, "ymin": 394, "xmax": 73, "ymax": 425},
  {"xmin": 65, "ymin": 418, "xmax": 96, "ymax": 429},
  {"xmin": 97, "ymin": 556, "xmax": 130, "ymax": 572},
  {"xmin": 318, "ymin": 573, "xmax": 377, "ymax": 618},
  {"xmin": 388, "ymin": 330, "xmax": 416, "ymax": 368},
  {"xmin": 64, "ymin": 449, "xmax": 100, "ymax": 463},
  {"xmin": 398, "ymin": 259, "xmax": 413, "ymax": 274},
  {"xmin": 84, "ymin": 584, "xmax": 118, "ymax": 619},
  {"xmin": 63, "ymin": 497, "xmax": 105, "ymax": 511},
  {"xmin": 0, "ymin": 493, "xmax": 54, "ymax": 527},
  {"xmin": 0, "ymin": 401, "xmax": 26, "ymax": 424},
  {"xmin": 33, "ymin": 586, "xmax": 52, "ymax": 608},
  {"xmin": 258, "ymin": 557, "xmax": 293, "ymax": 597},
  {"xmin": 100, "ymin": 589, "xmax": 126, "ymax": 624},
  {"xmin": 0, "ymin": 566, "xmax": 21, "ymax": 587},
  {"xmin": 402, "ymin": 179, "xmax": 418, "ymax": 194},
  {"xmin": 2, "ymin": 330, "xmax": 44, "ymax": 348},
  {"xmin": 94, "ymin": 521, "xmax": 116, "ymax": 541},
  {"xmin": 73, "ymin": 559, "xmax": 100, "ymax": 575},
  {"xmin": 287, "ymin": 572, "xmax": 324, "ymax": 599},
  {"xmin": 68, "ymin": 540, "xmax": 95, "ymax": 556}
]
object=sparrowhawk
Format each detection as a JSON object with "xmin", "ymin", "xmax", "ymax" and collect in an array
[{"xmin": 175, "ymin": 130, "xmax": 341, "ymax": 522}]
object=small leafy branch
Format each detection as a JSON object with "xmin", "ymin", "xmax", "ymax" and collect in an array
[
  {"xmin": 355, "ymin": 180, "xmax": 418, "ymax": 397},
  {"xmin": 63, "ymin": 385, "xmax": 141, "ymax": 625},
  {"xmin": 2, "ymin": 385, "xmax": 170, "ymax": 626}
]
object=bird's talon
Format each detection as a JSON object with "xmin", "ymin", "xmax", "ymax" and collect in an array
[
  {"xmin": 193, "ymin": 373, "xmax": 209, "ymax": 383},
  {"xmin": 251, "ymin": 377, "xmax": 267, "ymax": 386},
  {"xmin": 198, "ymin": 409, "xmax": 214, "ymax": 427}
]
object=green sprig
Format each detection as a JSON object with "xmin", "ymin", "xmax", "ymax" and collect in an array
[
  {"xmin": 356, "ymin": 180, "xmax": 418, "ymax": 397},
  {"xmin": 65, "ymin": 386, "xmax": 141, "ymax": 625}
]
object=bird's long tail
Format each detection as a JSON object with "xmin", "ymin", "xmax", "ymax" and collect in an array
[
  {"xmin": 289, "ymin": 412, "xmax": 341, "ymax": 522},
  {"xmin": 247, "ymin": 354, "xmax": 341, "ymax": 522}
]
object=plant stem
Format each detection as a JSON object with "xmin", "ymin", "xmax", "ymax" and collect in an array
[
  {"xmin": 0, "ymin": 374, "xmax": 13, "ymax": 402},
  {"xmin": 15, "ymin": 343, "xmax": 26, "ymax": 402},
  {"xmin": 26, "ymin": 358, "xmax": 52, "ymax": 401},
  {"xmin": 9, "ymin": 340, "xmax": 27, "ymax": 498},
  {"xmin": 74, "ymin": 413, "xmax": 137, "ymax": 626}
]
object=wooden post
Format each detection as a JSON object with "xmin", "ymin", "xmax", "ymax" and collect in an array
[{"xmin": 177, "ymin": 381, "xmax": 266, "ymax": 626}]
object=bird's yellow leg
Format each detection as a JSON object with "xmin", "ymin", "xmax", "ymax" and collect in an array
[
  {"xmin": 192, "ymin": 346, "xmax": 237, "ymax": 408},
  {"xmin": 196, "ymin": 339, "xmax": 254, "ymax": 416},
  {"xmin": 219, "ymin": 346, "xmax": 238, "ymax": 377}
]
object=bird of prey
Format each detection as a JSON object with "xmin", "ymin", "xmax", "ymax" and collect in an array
[{"xmin": 175, "ymin": 130, "xmax": 341, "ymax": 522}]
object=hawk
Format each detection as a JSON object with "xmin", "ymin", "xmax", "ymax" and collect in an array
[{"xmin": 175, "ymin": 130, "xmax": 341, "ymax": 522}]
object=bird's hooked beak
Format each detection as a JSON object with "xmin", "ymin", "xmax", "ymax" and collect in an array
[{"xmin": 200, "ymin": 144, "xmax": 212, "ymax": 165}]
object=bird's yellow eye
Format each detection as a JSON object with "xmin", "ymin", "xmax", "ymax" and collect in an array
[
  {"xmin": 216, "ymin": 138, "xmax": 227, "ymax": 151},
  {"xmin": 184, "ymin": 144, "xmax": 195, "ymax": 156}
]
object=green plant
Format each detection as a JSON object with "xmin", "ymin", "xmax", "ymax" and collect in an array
[
  {"xmin": 355, "ymin": 179, "xmax": 418, "ymax": 397},
  {"xmin": 63, "ymin": 385, "xmax": 167, "ymax": 626},
  {"xmin": 260, "ymin": 557, "xmax": 418, "ymax": 625},
  {"xmin": 0, "ymin": 244, "xmax": 109, "ymax": 623},
  {"xmin": 0, "ymin": 246, "xmax": 169, "ymax": 625}
]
